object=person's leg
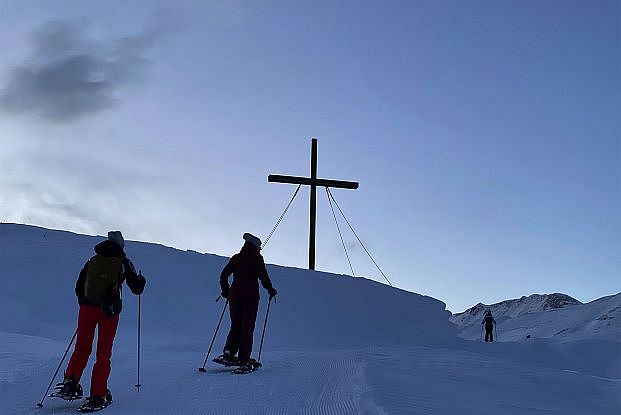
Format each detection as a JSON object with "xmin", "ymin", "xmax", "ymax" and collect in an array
[
  {"xmin": 224, "ymin": 298, "xmax": 242, "ymax": 356},
  {"xmin": 485, "ymin": 327, "xmax": 491, "ymax": 342},
  {"xmin": 489, "ymin": 327, "xmax": 494, "ymax": 342},
  {"xmin": 65, "ymin": 305, "xmax": 98, "ymax": 383},
  {"xmin": 238, "ymin": 297, "xmax": 259, "ymax": 363},
  {"xmin": 90, "ymin": 311, "xmax": 119, "ymax": 398}
]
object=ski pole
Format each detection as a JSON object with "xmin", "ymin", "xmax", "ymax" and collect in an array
[
  {"xmin": 135, "ymin": 289, "xmax": 142, "ymax": 391},
  {"xmin": 198, "ymin": 296, "xmax": 228, "ymax": 372},
  {"xmin": 36, "ymin": 328, "xmax": 78, "ymax": 408},
  {"xmin": 257, "ymin": 296, "xmax": 273, "ymax": 365}
]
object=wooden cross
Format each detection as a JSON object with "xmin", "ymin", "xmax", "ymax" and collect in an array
[{"xmin": 268, "ymin": 138, "xmax": 359, "ymax": 270}]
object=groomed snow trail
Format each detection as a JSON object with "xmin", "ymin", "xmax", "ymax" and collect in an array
[
  {"xmin": 3, "ymin": 336, "xmax": 387, "ymax": 415},
  {"xmin": 2, "ymin": 333, "xmax": 620, "ymax": 415},
  {"xmin": 364, "ymin": 345, "xmax": 621, "ymax": 415}
]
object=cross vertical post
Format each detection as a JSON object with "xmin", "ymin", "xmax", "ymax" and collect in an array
[
  {"xmin": 268, "ymin": 138, "xmax": 358, "ymax": 270},
  {"xmin": 309, "ymin": 138, "xmax": 318, "ymax": 270}
]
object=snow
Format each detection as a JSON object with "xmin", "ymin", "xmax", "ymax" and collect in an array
[
  {"xmin": 452, "ymin": 293, "xmax": 582, "ymax": 324},
  {"xmin": 452, "ymin": 293, "xmax": 621, "ymax": 343},
  {"xmin": 1, "ymin": 223, "xmax": 620, "ymax": 414}
]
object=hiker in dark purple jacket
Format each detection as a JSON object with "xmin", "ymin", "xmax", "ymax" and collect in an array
[{"xmin": 217, "ymin": 233, "xmax": 277, "ymax": 367}]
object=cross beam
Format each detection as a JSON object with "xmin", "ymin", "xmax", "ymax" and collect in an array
[
  {"xmin": 268, "ymin": 175, "xmax": 359, "ymax": 189},
  {"xmin": 268, "ymin": 138, "xmax": 358, "ymax": 270}
]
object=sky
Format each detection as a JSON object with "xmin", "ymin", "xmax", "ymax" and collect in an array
[{"xmin": 0, "ymin": 0, "xmax": 619, "ymax": 312}]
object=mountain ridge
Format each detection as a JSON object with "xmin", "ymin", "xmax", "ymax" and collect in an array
[
  {"xmin": 451, "ymin": 292, "xmax": 620, "ymax": 343},
  {"xmin": 453, "ymin": 293, "xmax": 582, "ymax": 322}
]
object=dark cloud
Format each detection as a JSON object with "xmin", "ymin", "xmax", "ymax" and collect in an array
[{"xmin": 0, "ymin": 17, "xmax": 167, "ymax": 122}]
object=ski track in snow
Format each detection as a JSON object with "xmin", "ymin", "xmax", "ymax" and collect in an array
[
  {"xmin": 2, "ymin": 335, "xmax": 620, "ymax": 415},
  {"xmin": 4, "ymin": 341, "xmax": 385, "ymax": 415},
  {"xmin": 366, "ymin": 345, "xmax": 621, "ymax": 415}
]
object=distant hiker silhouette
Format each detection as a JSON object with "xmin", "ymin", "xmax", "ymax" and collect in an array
[
  {"xmin": 482, "ymin": 310, "xmax": 496, "ymax": 342},
  {"xmin": 217, "ymin": 233, "xmax": 277, "ymax": 370},
  {"xmin": 60, "ymin": 231, "xmax": 146, "ymax": 411}
]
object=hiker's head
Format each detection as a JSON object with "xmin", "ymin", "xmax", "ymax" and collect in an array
[
  {"xmin": 107, "ymin": 231, "xmax": 124, "ymax": 249},
  {"xmin": 242, "ymin": 233, "xmax": 261, "ymax": 252}
]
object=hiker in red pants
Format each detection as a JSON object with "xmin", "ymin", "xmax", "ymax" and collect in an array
[
  {"xmin": 58, "ymin": 231, "xmax": 146, "ymax": 411},
  {"xmin": 216, "ymin": 233, "xmax": 277, "ymax": 370}
]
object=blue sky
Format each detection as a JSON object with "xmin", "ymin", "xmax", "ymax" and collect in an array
[{"xmin": 0, "ymin": 0, "xmax": 619, "ymax": 312}]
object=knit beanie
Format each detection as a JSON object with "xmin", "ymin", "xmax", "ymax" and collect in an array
[
  {"xmin": 108, "ymin": 231, "xmax": 125, "ymax": 249},
  {"xmin": 243, "ymin": 233, "xmax": 261, "ymax": 249}
]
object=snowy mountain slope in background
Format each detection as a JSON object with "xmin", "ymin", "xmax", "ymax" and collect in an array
[
  {"xmin": 453, "ymin": 293, "xmax": 621, "ymax": 343},
  {"xmin": 452, "ymin": 293, "xmax": 582, "ymax": 325},
  {"xmin": 1, "ymin": 223, "xmax": 619, "ymax": 414}
]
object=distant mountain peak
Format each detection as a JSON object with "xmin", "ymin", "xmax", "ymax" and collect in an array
[
  {"xmin": 542, "ymin": 293, "xmax": 582, "ymax": 310},
  {"xmin": 451, "ymin": 292, "xmax": 620, "ymax": 343},
  {"xmin": 452, "ymin": 293, "xmax": 582, "ymax": 323}
]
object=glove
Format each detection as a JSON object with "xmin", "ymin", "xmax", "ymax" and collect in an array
[
  {"xmin": 220, "ymin": 282, "xmax": 230, "ymax": 299},
  {"xmin": 268, "ymin": 287, "xmax": 277, "ymax": 298}
]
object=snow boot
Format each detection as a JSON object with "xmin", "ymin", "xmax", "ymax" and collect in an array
[
  {"xmin": 223, "ymin": 349, "xmax": 236, "ymax": 361},
  {"xmin": 78, "ymin": 390, "xmax": 112, "ymax": 413},
  {"xmin": 233, "ymin": 359, "xmax": 262, "ymax": 374},
  {"xmin": 213, "ymin": 350, "xmax": 239, "ymax": 366},
  {"xmin": 51, "ymin": 376, "xmax": 83, "ymax": 400}
]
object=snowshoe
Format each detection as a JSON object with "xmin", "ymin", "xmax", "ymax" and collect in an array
[
  {"xmin": 49, "ymin": 378, "xmax": 83, "ymax": 400},
  {"xmin": 213, "ymin": 353, "xmax": 239, "ymax": 367},
  {"xmin": 232, "ymin": 360, "xmax": 262, "ymax": 374},
  {"xmin": 77, "ymin": 390, "xmax": 112, "ymax": 413}
]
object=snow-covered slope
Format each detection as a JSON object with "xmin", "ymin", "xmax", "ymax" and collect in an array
[
  {"xmin": 0, "ymin": 223, "xmax": 455, "ymax": 349},
  {"xmin": 1, "ymin": 223, "xmax": 619, "ymax": 415},
  {"xmin": 452, "ymin": 293, "xmax": 582, "ymax": 325},
  {"xmin": 452, "ymin": 293, "xmax": 621, "ymax": 343}
]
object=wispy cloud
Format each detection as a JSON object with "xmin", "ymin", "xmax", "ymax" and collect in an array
[{"xmin": 0, "ymin": 15, "xmax": 171, "ymax": 122}]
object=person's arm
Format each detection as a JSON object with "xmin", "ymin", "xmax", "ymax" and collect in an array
[
  {"xmin": 219, "ymin": 256, "xmax": 235, "ymax": 298},
  {"xmin": 75, "ymin": 261, "xmax": 89, "ymax": 303},
  {"xmin": 123, "ymin": 257, "xmax": 146, "ymax": 295},
  {"xmin": 258, "ymin": 256, "xmax": 277, "ymax": 297}
]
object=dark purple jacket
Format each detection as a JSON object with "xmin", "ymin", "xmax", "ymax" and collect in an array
[{"xmin": 220, "ymin": 242, "xmax": 274, "ymax": 299}]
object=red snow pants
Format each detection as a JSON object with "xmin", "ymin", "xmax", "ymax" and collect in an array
[
  {"xmin": 65, "ymin": 305, "xmax": 119, "ymax": 397},
  {"xmin": 224, "ymin": 296, "xmax": 259, "ymax": 362}
]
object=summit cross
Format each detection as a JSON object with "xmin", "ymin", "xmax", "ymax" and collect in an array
[{"xmin": 268, "ymin": 138, "xmax": 359, "ymax": 270}]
